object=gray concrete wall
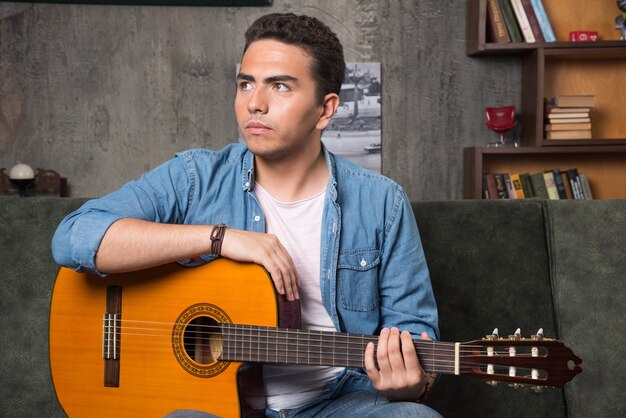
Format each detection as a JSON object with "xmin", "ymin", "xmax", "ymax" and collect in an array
[{"xmin": 0, "ymin": 0, "xmax": 521, "ymax": 200}]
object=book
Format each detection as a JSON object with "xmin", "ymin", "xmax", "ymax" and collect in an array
[
  {"xmin": 560, "ymin": 172, "xmax": 574, "ymax": 199},
  {"xmin": 578, "ymin": 173, "xmax": 593, "ymax": 199},
  {"xmin": 542, "ymin": 172, "xmax": 560, "ymax": 199},
  {"xmin": 510, "ymin": 173, "xmax": 526, "ymax": 198},
  {"xmin": 545, "ymin": 130, "xmax": 592, "ymax": 140},
  {"xmin": 510, "ymin": 0, "xmax": 536, "ymax": 42},
  {"xmin": 530, "ymin": 0, "xmax": 556, "ymax": 42},
  {"xmin": 503, "ymin": 173, "xmax": 516, "ymax": 198},
  {"xmin": 545, "ymin": 95, "xmax": 595, "ymax": 108},
  {"xmin": 485, "ymin": 173, "xmax": 498, "ymax": 199},
  {"xmin": 545, "ymin": 122, "xmax": 591, "ymax": 131},
  {"xmin": 519, "ymin": 173, "xmax": 534, "ymax": 197},
  {"xmin": 565, "ymin": 169, "xmax": 583, "ymax": 199},
  {"xmin": 548, "ymin": 117, "xmax": 591, "ymax": 124},
  {"xmin": 520, "ymin": 0, "xmax": 546, "ymax": 42},
  {"xmin": 545, "ymin": 106, "xmax": 591, "ymax": 114},
  {"xmin": 487, "ymin": 0, "xmax": 511, "ymax": 43},
  {"xmin": 546, "ymin": 112, "xmax": 590, "ymax": 119},
  {"xmin": 482, "ymin": 176, "xmax": 489, "ymax": 199},
  {"xmin": 494, "ymin": 173, "xmax": 508, "ymax": 198},
  {"xmin": 498, "ymin": 0, "xmax": 523, "ymax": 43},
  {"xmin": 529, "ymin": 173, "xmax": 549, "ymax": 198},
  {"xmin": 549, "ymin": 168, "xmax": 568, "ymax": 199}
]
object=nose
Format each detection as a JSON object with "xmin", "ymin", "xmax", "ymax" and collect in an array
[{"xmin": 247, "ymin": 88, "xmax": 268, "ymax": 114}]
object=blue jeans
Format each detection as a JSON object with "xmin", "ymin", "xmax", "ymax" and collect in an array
[
  {"xmin": 167, "ymin": 368, "xmax": 441, "ymax": 418},
  {"xmin": 264, "ymin": 368, "xmax": 440, "ymax": 418}
]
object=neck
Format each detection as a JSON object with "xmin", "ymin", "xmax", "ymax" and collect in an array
[
  {"xmin": 219, "ymin": 324, "xmax": 453, "ymax": 374},
  {"xmin": 254, "ymin": 142, "xmax": 328, "ymax": 202}
]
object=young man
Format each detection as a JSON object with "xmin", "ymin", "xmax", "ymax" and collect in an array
[{"xmin": 52, "ymin": 13, "xmax": 440, "ymax": 418}]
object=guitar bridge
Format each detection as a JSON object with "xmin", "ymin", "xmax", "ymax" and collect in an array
[{"xmin": 102, "ymin": 286, "xmax": 122, "ymax": 387}]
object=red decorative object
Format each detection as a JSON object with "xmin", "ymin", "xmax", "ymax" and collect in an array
[
  {"xmin": 485, "ymin": 106, "xmax": 518, "ymax": 147},
  {"xmin": 569, "ymin": 31, "xmax": 599, "ymax": 41}
]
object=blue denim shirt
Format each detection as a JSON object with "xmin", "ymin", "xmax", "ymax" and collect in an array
[{"xmin": 52, "ymin": 143, "xmax": 439, "ymax": 339}]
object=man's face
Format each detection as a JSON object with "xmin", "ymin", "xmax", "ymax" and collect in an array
[{"xmin": 235, "ymin": 39, "xmax": 329, "ymax": 162}]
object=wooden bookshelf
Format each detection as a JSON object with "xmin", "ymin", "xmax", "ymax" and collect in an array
[
  {"xmin": 465, "ymin": 0, "xmax": 626, "ymax": 199},
  {"xmin": 467, "ymin": 0, "xmax": 626, "ymax": 56},
  {"xmin": 464, "ymin": 146, "xmax": 626, "ymax": 199},
  {"xmin": 522, "ymin": 47, "xmax": 626, "ymax": 146}
]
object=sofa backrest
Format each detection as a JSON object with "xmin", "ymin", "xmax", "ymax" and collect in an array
[
  {"xmin": 544, "ymin": 200, "xmax": 626, "ymax": 418},
  {"xmin": 0, "ymin": 197, "xmax": 87, "ymax": 417},
  {"xmin": 414, "ymin": 200, "xmax": 566, "ymax": 417}
]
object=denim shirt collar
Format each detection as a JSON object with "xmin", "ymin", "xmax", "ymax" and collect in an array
[{"xmin": 240, "ymin": 143, "xmax": 338, "ymax": 203}]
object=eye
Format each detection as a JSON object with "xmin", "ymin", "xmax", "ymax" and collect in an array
[
  {"xmin": 239, "ymin": 81, "xmax": 253, "ymax": 91},
  {"xmin": 273, "ymin": 83, "xmax": 290, "ymax": 92}
]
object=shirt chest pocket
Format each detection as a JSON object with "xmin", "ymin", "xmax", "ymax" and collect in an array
[{"xmin": 337, "ymin": 248, "xmax": 381, "ymax": 312}]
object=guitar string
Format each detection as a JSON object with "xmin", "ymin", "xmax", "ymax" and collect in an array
[
  {"xmin": 107, "ymin": 318, "xmax": 530, "ymax": 352},
  {"xmin": 101, "ymin": 328, "xmax": 543, "ymax": 373},
  {"xmin": 108, "ymin": 327, "xmax": 540, "ymax": 357},
  {"xmin": 108, "ymin": 329, "xmax": 513, "ymax": 356}
]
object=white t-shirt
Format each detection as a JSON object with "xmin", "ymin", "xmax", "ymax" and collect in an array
[{"xmin": 254, "ymin": 183, "xmax": 344, "ymax": 411}]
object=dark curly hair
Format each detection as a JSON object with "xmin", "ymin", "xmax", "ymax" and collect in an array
[{"xmin": 244, "ymin": 13, "xmax": 345, "ymax": 104}]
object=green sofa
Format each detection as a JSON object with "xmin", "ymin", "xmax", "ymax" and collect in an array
[{"xmin": 1, "ymin": 198, "xmax": 624, "ymax": 417}]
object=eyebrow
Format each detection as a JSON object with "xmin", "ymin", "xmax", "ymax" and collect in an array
[{"xmin": 237, "ymin": 72, "xmax": 299, "ymax": 85}]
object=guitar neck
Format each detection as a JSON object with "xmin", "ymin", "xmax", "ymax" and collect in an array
[{"xmin": 219, "ymin": 324, "xmax": 456, "ymax": 374}]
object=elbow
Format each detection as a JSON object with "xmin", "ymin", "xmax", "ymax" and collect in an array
[{"xmin": 51, "ymin": 224, "xmax": 74, "ymax": 268}]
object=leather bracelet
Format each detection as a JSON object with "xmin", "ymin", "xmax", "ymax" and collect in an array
[
  {"xmin": 210, "ymin": 224, "xmax": 227, "ymax": 256},
  {"xmin": 416, "ymin": 373, "xmax": 436, "ymax": 403}
]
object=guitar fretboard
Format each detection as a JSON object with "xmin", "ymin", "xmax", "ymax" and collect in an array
[{"xmin": 219, "ymin": 324, "xmax": 456, "ymax": 373}]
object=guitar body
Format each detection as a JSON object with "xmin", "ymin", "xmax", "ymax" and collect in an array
[{"xmin": 49, "ymin": 259, "xmax": 279, "ymax": 418}]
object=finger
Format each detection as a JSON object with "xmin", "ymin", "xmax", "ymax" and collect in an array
[
  {"xmin": 265, "ymin": 238, "xmax": 299, "ymax": 300},
  {"xmin": 420, "ymin": 331, "xmax": 431, "ymax": 341},
  {"xmin": 376, "ymin": 328, "xmax": 392, "ymax": 375},
  {"xmin": 401, "ymin": 330, "xmax": 421, "ymax": 374},
  {"xmin": 364, "ymin": 341, "xmax": 380, "ymax": 384},
  {"xmin": 387, "ymin": 327, "xmax": 406, "ymax": 374},
  {"xmin": 277, "ymin": 246, "xmax": 299, "ymax": 300}
]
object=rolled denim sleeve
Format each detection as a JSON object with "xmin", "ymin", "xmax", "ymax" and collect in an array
[
  {"xmin": 379, "ymin": 186, "xmax": 440, "ymax": 340},
  {"xmin": 52, "ymin": 154, "xmax": 192, "ymax": 274}
]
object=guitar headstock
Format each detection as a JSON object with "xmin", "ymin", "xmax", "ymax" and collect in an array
[{"xmin": 460, "ymin": 328, "xmax": 582, "ymax": 390}]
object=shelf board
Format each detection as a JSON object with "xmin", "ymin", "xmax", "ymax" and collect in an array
[
  {"xmin": 541, "ymin": 139, "xmax": 626, "ymax": 147},
  {"xmin": 472, "ymin": 144, "xmax": 626, "ymax": 155},
  {"xmin": 468, "ymin": 41, "xmax": 626, "ymax": 57}
]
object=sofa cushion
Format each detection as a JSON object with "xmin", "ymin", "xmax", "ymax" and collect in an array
[
  {"xmin": 0, "ymin": 197, "xmax": 87, "ymax": 417},
  {"xmin": 546, "ymin": 200, "xmax": 626, "ymax": 418},
  {"xmin": 413, "ymin": 200, "xmax": 566, "ymax": 418}
]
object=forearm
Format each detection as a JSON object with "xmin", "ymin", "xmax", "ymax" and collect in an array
[{"xmin": 95, "ymin": 218, "xmax": 214, "ymax": 273}]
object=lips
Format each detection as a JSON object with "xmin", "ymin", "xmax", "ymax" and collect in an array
[{"xmin": 246, "ymin": 120, "xmax": 272, "ymax": 135}]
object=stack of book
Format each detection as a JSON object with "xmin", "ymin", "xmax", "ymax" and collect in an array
[
  {"xmin": 544, "ymin": 95, "xmax": 594, "ymax": 140},
  {"xmin": 487, "ymin": 0, "xmax": 556, "ymax": 44},
  {"xmin": 483, "ymin": 169, "xmax": 593, "ymax": 200}
]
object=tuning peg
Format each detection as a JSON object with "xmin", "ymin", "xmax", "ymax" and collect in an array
[
  {"xmin": 509, "ymin": 328, "xmax": 521, "ymax": 339},
  {"xmin": 531, "ymin": 329, "xmax": 543, "ymax": 381},
  {"xmin": 486, "ymin": 328, "xmax": 499, "ymax": 340}
]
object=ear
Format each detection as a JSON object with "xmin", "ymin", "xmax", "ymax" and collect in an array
[{"xmin": 315, "ymin": 93, "xmax": 340, "ymax": 130}]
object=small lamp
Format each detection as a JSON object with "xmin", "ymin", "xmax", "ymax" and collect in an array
[{"xmin": 9, "ymin": 163, "xmax": 35, "ymax": 197}]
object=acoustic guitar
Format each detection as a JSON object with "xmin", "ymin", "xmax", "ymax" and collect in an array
[{"xmin": 49, "ymin": 259, "xmax": 582, "ymax": 417}]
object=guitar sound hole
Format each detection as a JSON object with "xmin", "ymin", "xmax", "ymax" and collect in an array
[{"xmin": 183, "ymin": 316, "xmax": 223, "ymax": 365}]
